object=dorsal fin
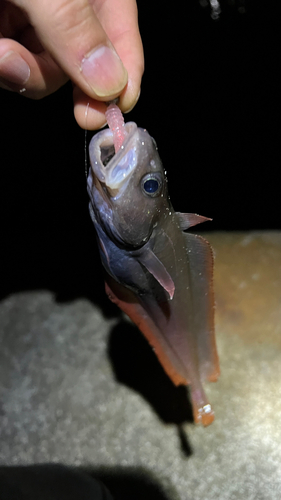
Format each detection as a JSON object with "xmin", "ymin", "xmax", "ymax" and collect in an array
[
  {"xmin": 176, "ymin": 212, "xmax": 212, "ymax": 231},
  {"xmin": 137, "ymin": 248, "xmax": 175, "ymax": 299}
]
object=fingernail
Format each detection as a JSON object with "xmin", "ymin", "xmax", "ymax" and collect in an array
[
  {"xmin": 81, "ymin": 45, "xmax": 127, "ymax": 97},
  {"xmin": 124, "ymin": 89, "xmax": 141, "ymax": 114},
  {"xmin": 0, "ymin": 51, "xmax": 30, "ymax": 87}
]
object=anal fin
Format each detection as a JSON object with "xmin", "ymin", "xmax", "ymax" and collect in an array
[{"xmin": 105, "ymin": 274, "xmax": 187, "ymax": 386}]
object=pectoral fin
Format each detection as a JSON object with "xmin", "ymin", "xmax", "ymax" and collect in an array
[
  {"xmin": 137, "ymin": 248, "xmax": 175, "ymax": 300},
  {"xmin": 183, "ymin": 232, "xmax": 220, "ymax": 382},
  {"xmin": 176, "ymin": 212, "xmax": 212, "ymax": 231}
]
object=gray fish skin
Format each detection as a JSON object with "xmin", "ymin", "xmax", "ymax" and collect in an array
[{"xmin": 88, "ymin": 123, "xmax": 219, "ymax": 426}]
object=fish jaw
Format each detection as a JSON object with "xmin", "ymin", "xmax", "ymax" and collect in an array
[{"xmin": 88, "ymin": 122, "xmax": 138, "ymax": 197}]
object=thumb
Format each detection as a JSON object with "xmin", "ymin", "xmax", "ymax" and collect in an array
[{"xmin": 23, "ymin": 0, "xmax": 128, "ymax": 100}]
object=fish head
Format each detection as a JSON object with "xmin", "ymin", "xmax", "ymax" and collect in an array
[{"xmin": 88, "ymin": 122, "xmax": 170, "ymax": 248}]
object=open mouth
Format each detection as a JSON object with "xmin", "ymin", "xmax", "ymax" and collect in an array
[
  {"xmin": 100, "ymin": 144, "xmax": 115, "ymax": 167},
  {"xmin": 89, "ymin": 122, "xmax": 138, "ymax": 195}
]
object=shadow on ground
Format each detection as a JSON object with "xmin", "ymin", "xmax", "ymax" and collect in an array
[
  {"xmin": 108, "ymin": 321, "xmax": 193, "ymax": 426},
  {"xmin": 108, "ymin": 320, "xmax": 194, "ymax": 457},
  {"xmin": 0, "ymin": 463, "xmax": 179, "ymax": 500}
]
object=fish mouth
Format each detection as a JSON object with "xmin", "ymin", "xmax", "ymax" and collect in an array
[{"xmin": 89, "ymin": 122, "xmax": 138, "ymax": 197}]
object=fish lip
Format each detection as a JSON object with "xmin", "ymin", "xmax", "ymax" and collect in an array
[{"xmin": 89, "ymin": 122, "xmax": 138, "ymax": 197}]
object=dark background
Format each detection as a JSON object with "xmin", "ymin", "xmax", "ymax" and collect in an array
[{"xmin": 1, "ymin": 0, "xmax": 280, "ymax": 296}]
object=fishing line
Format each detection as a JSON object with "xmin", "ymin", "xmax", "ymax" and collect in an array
[{"xmin": 84, "ymin": 101, "xmax": 90, "ymax": 180}]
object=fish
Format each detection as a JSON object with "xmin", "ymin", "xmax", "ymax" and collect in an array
[{"xmin": 87, "ymin": 120, "xmax": 220, "ymax": 426}]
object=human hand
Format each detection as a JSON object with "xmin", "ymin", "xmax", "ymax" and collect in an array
[{"xmin": 0, "ymin": 0, "xmax": 144, "ymax": 129}]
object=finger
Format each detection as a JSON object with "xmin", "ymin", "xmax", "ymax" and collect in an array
[
  {"xmin": 0, "ymin": 38, "xmax": 68, "ymax": 98},
  {"xmin": 73, "ymin": 0, "xmax": 144, "ymax": 129},
  {"xmin": 73, "ymin": 85, "xmax": 107, "ymax": 130},
  {"xmin": 91, "ymin": 0, "xmax": 144, "ymax": 113},
  {"xmin": 73, "ymin": 84, "xmax": 140, "ymax": 130},
  {"xmin": 18, "ymin": 0, "xmax": 128, "ymax": 100}
]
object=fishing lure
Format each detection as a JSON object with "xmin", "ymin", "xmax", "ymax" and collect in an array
[{"xmin": 87, "ymin": 106, "xmax": 219, "ymax": 425}]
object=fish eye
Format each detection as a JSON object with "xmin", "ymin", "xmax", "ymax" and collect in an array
[{"xmin": 141, "ymin": 174, "xmax": 162, "ymax": 197}]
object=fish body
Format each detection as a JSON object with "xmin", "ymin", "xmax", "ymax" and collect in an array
[{"xmin": 87, "ymin": 122, "xmax": 219, "ymax": 425}]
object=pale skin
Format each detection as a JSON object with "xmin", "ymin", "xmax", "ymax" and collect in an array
[{"xmin": 0, "ymin": 0, "xmax": 144, "ymax": 129}]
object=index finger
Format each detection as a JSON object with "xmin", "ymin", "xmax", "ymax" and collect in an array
[{"xmin": 19, "ymin": 0, "xmax": 128, "ymax": 100}]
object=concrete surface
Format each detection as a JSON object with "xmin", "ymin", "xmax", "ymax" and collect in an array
[{"xmin": 1, "ymin": 231, "xmax": 281, "ymax": 499}]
